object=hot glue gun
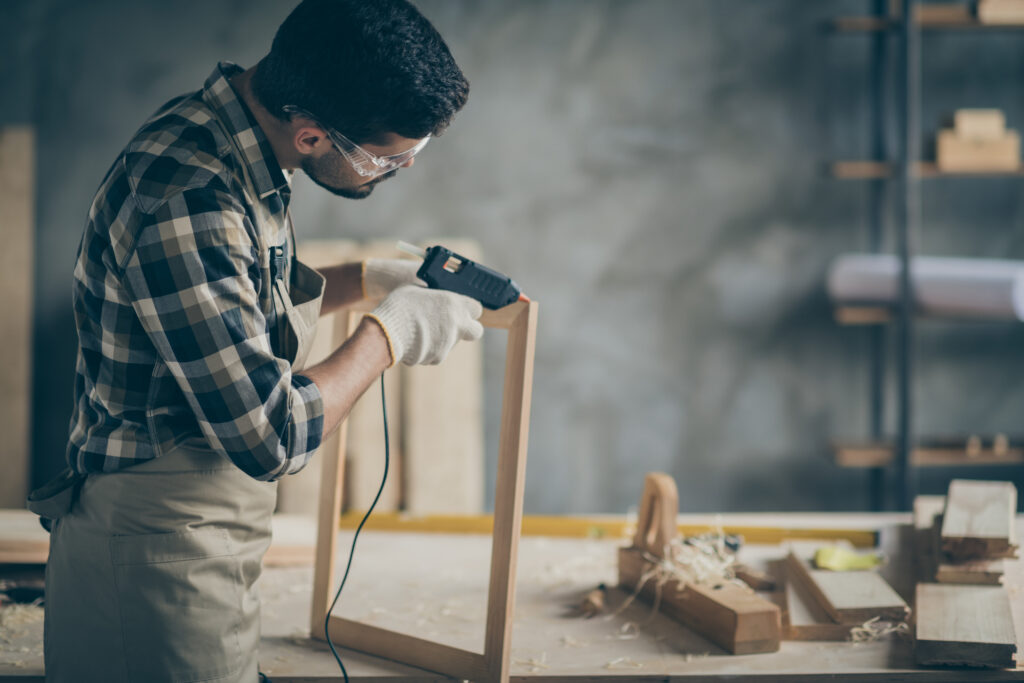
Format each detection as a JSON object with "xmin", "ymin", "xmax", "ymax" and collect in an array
[{"xmin": 396, "ymin": 241, "xmax": 529, "ymax": 310}]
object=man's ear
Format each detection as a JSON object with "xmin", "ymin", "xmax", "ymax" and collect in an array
[{"xmin": 294, "ymin": 126, "xmax": 329, "ymax": 155}]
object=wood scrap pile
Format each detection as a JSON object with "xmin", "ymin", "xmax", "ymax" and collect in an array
[{"xmin": 913, "ymin": 479, "xmax": 1019, "ymax": 669}]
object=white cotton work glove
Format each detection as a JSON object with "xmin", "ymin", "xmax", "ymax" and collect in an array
[
  {"xmin": 362, "ymin": 258, "xmax": 425, "ymax": 300},
  {"xmin": 367, "ymin": 285, "xmax": 484, "ymax": 366}
]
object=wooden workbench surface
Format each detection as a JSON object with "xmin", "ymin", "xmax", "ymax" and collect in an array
[{"xmin": 3, "ymin": 515, "xmax": 1024, "ymax": 681}]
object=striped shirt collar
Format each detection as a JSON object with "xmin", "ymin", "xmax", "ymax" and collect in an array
[{"xmin": 202, "ymin": 61, "xmax": 289, "ymax": 200}]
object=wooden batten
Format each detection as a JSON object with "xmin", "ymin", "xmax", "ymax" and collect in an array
[
  {"xmin": 785, "ymin": 543, "xmax": 909, "ymax": 624},
  {"xmin": 0, "ymin": 127, "xmax": 34, "ymax": 509}
]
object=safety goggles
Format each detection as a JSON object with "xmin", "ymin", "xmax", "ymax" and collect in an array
[{"xmin": 283, "ymin": 105, "xmax": 430, "ymax": 178}]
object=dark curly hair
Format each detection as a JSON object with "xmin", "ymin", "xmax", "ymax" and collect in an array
[{"xmin": 252, "ymin": 0, "xmax": 469, "ymax": 144}]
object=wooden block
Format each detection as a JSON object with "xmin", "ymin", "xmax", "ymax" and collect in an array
[
  {"xmin": 785, "ymin": 543, "xmax": 909, "ymax": 624},
  {"xmin": 915, "ymin": 583, "xmax": 1017, "ymax": 668},
  {"xmin": 402, "ymin": 239, "xmax": 485, "ymax": 514},
  {"xmin": 778, "ymin": 563, "xmax": 854, "ymax": 642},
  {"xmin": 0, "ymin": 128, "xmax": 34, "ymax": 509},
  {"xmin": 978, "ymin": 0, "xmax": 1024, "ymax": 24},
  {"xmin": 942, "ymin": 479, "xmax": 1018, "ymax": 560},
  {"xmin": 954, "ymin": 109, "xmax": 1007, "ymax": 141},
  {"xmin": 618, "ymin": 546, "xmax": 781, "ymax": 654},
  {"xmin": 936, "ymin": 129, "xmax": 1021, "ymax": 172}
]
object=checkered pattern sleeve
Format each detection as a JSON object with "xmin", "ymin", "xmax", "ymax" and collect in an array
[{"xmin": 120, "ymin": 187, "xmax": 324, "ymax": 481}]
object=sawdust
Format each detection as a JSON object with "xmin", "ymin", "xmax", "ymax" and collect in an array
[
  {"xmin": 849, "ymin": 616, "xmax": 910, "ymax": 643},
  {"xmin": 560, "ymin": 634, "xmax": 588, "ymax": 648},
  {"xmin": 0, "ymin": 601, "xmax": 43, "ymax": 645}
]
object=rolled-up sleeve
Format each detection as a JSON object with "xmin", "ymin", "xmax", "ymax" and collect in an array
[{"xmin": 121, "ymin": 187, "xmax": 324, "ymax": 480}]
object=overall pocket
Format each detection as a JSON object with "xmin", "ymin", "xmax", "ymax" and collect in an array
[{"xmin": 110, "ymin": 527, "xmax": 244, "ymax": 683}]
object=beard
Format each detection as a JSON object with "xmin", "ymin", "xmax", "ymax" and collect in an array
[{"xmin": 301, "ymin": 154, "xmax": 397, "ymax": 200}]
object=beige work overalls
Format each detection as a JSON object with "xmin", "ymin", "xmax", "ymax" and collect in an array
[{"xmin": 30, "ymin": 116, "xmax": 325, "ymax": 683}]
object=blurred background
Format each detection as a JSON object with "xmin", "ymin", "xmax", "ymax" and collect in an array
[{"xmin": 4, "ymin": 0, "xmax": 1024, "ymax": 515}]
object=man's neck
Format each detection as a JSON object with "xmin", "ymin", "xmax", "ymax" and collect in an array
[{"xmin": 229, "ymin": 67, "xmax": 299, "ymax": 170}]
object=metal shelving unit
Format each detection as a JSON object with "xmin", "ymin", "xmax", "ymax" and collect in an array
[{"xmin": 832, "ymin": 0, "xmax": 1024, "ymax": 511}]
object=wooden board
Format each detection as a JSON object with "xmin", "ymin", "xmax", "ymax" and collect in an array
[
  {"xmin": 769, "ymin": 561, "xmax": 854, "ymax": 642},
  {"xmin": 942, "ymin": 480, "xmax": 1018, "ymax": 560},
  {"xmin": 618, "ymin": 546, "xmax": 781, "ymax": 655},
  {"xmin": 916, "ymin": 496, "xmax": 1007, "ymax": 585},
  {"xmin": 915, "ymin": 583, "xmax": 1017, "ymax": 668},
  {"xmin": 786, "ymin": 543, "xmax": 909, "ymax": 624},
  {"xmin": 0, "ymin": 128, "xmax": 34, "ymax": 509}
]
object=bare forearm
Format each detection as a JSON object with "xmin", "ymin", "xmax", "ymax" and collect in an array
[
  {"xmin": 298, "ymin": 317, "xmax": 391, "ymax": 436},
  {"xmin": 319, "ymin": 262, "xmax": 365, "ymax": 316}
]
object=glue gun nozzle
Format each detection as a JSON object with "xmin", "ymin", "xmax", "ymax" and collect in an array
[{"xmin": 518, "ymin": 294, "xmax": 531, "ymax": 303}]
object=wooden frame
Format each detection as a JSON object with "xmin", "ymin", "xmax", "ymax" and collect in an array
[{"xmin": 310, "ymin": 299, "xmax": 538, "ymax": 683}]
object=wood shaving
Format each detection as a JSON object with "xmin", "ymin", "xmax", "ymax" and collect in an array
[
  {"xmin": 512, "ymin": 652, "xmax": 549, "ymax": 672},
  {"xmin": 604, "ymin": 656, "xmax": 644, "ymax": 669},
  {"xmin": 849, "ymin": 616, "xmax": 910, "ymax": 643},
  {"xmin": 560, "ymin": 634, "xmax": 588, "ymax": 648}
]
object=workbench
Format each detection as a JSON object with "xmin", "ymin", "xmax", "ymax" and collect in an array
[{"xmin": 3, "ymin": 512, "xmax": 1024, "ymax": 681}]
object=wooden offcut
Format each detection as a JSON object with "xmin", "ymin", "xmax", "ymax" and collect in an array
[
  {"xmin": 778, "ymin": 564, "xmax": 854, "ymax": 642},
  {"xmin": 616, "ymin": 473, "xmax": 781, "ymax": 655},
  {"xmin": 936, "ymin": 129, "xmax": 1021, "ymax": 172},
  {"xmin": 785, "ymin": 543, "xmax": 909, "ymax": 624},
  {"xmin": 941, "ymin": 479, "xmax": 1018, "ymax": 560},
  {"xmin": 915, "ymin": 583, "xmax": 1017, "ymax": 668},
  {"xmin": 954, "ymin": 109, "xmax": 1006, "ymax": 140},
  {"xmin": 0, "ymin": 127, "xmax": 34, "ymax": 509},
  {"xmin": 978, "ymin": 0, "xmax": 1024, "ymax": 24},
  {"xmin": 310, "ymin": 299, "xmax": 537, "ymax": 683}
]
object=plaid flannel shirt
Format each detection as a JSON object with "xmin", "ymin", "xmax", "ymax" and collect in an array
[{"xmin": 66, "ymin": 62, "xmax": 324, "ymax": 481}]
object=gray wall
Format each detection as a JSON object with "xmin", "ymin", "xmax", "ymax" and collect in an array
[{"xmin": 5, "ymin": 0, "xmax": 1024, "ymax": 514}]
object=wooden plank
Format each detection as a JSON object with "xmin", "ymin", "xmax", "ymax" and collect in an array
[
  {"xmin": 777, "ymin": 560, "xmax": 854, "ymax": 642},
  {"xmin": 785, "ymin": 543, "xmax": 909, "ymax": 624},
  {"xmin": 402, "ymin": 239, "xmax": 484, "ymax": 514},
  {"xmin": 483, "ymin": 301, "xmax": 537, "ymax": 681},
  {"xmin": 618, "ymin": 546, "xmax": 782, "ymax": 654},
  {"xmin": 0, "ymin": 128, "xmax": 34, "ymax": 509},
  {"xmin": 835, "ymin": 441, "xmax": 1024, "ymax": 468},
  {"xmin": 327, "ymin": 616, "xmax": 487, "ymax": 681},
  {"xmin": 915, "ymin": 583, "xmax": 1017, "ymax": 668},
  {"xmin": 942, "ymin": 480, "xmax": 1018, "ymax": 560}
]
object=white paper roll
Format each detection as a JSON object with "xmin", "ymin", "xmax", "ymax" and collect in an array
[{"xmin": 827, "ymin": 254, "xmax": 1024, "ymax": 320}]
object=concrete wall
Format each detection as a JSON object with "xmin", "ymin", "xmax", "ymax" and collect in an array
[{"xmin": 5, "ymin": 0, "xmax": 1024, "ymax": 514}]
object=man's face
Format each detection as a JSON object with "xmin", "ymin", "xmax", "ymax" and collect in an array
[{"xmin": 301, "ymin": 132, "xmax": 420, "ymax": 200}]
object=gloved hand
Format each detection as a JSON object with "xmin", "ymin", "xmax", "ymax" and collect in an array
[
  {"xmin": 367, "ymin": 285, "xmax": 484, "ymax": 366},
  {"xmin": 362, "ymin": 258, "xmax": 424, "ymax": 300}
]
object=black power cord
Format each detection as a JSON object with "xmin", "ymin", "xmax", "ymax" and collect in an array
[{"xmin": 324, "ymin": 373, "xmax": 390, "ymax": 682}]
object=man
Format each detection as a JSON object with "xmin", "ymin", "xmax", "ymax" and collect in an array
[{"xmin": 30, "ymin": 1, "xmax": 481, "ymax": 681}]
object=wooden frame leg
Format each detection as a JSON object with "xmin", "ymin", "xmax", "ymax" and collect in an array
[{"xmin": 310, "ymin": 300, "xmax": 538, "ymax": 683}]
